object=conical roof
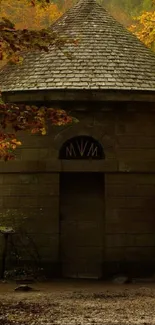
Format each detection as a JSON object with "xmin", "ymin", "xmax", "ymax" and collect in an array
[{"xmin": 0, "ymin": 0, "xmax": 155, "ymax": 92}]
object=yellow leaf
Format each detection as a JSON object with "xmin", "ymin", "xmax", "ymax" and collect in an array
[{"xmin": 41, "ymin": 128, "xmax": 46, "ymax": 135}]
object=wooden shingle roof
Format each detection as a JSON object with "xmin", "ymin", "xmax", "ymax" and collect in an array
[{"xmin": 0, "ymin": 0, "xmax": 155, "ymax": 92}]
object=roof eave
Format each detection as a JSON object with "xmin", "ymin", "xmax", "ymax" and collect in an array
[{"xmin": 2, "ymin": 89, "xmax": 155, "ymax": 104}]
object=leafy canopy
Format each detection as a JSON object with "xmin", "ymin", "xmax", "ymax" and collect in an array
[
  {"xmin": 129, "ymin": 0, "xmax": 155, "ymax": 51},
  {"xmin": 0, "ymin": 0, "xmax": 76, "ymax": 161}
]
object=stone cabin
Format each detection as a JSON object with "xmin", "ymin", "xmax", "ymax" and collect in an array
[{"xmin": 0, "ymin": 0, "xmax": 155, "ymax": 279}]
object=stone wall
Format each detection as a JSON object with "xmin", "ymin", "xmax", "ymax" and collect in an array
[
  {"xmin": 1, "ymin": 102, "xmax": 155, "ymax": 277},
  {"xmin": 1, "ymin": 103, "xmax": 155, "ymax": 173},
  {"xmin": 105, "ymin": 173, "xmax": 155, "ymax": 276},
  {"xmin": 0, "ymin": 173, "xmax": 59, "ymax": 275}
]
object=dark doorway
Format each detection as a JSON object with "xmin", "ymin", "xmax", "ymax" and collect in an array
[{"xmin": 60, "ymin": 172, "xmax": 104, "ymax": 278}]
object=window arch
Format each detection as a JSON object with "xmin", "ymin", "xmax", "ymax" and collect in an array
[{"xmin": 59, "ymin": 135, "xmax": 105, "ymax": 160}]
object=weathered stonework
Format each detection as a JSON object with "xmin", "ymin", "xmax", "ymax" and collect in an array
[{"xmin": 0, "ymin": 103, "xmax": 155, "ymax": 277}]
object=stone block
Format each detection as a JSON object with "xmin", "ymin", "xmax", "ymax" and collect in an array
[
  {"xmin": 106, "ymin": 173, "xmax": 155, "ymax": 185},
  {"xmin": 45, "ymin": 160, "xmax": 61, "ymax": 172},
  {"xmin": 0, "ymin": 161, "xmax": 46, "ymax": 173},
  {"xmin": 106, "ymin": 234, "xmax": 127, "ymax": 248},
  {"xmin": 106, "ymin": 184, "xmax": 155, "ymax": 197},
  {"xmin": 20, "ymin": 207, "xmax": 59, "ymax": 234},
  {"xmin": 105, "ymin": 247, "xmax": 126, "ymax": 261},
  {"xmin": 38, "ymin": 173, "xmax": 59, "ymax": 184},
  {"xmin": 19, "ymin": 134, "xmax": 51, "ymax": 149},
  {"xmin": 31, "ymin": 234, "xmax": 59, "ymax": 247},
  {"xmin": 0, "ymin": 175, "xmax": 3, "ymax": 184},
  {"xmin": 3, "ymin": 197, "xmax": 20, "ymax": 208},
  {"xmin": 118, "ymin": 149, "xmax": 155, "ymax": 162},
  {"xmin": 37, "ymin": 196, "xmax": 59, "ymax": 208},
  {"xmin": 48, "ymin": 149, "xmax": 59, "ymax": 160},
  {"xmin": 0, "ymin": 186, "xmax": 11, "ymax": 196},
  {"xmin": 9, "ymin": 184, "xmax": 58, "ymax": 197},
  {"xmin": 117, "ymin": 135, "xmax": 155, "ymax": 149},
  {"xmin": 20, "ymin": 197, "xmax": 38, "ymax": 208},
  {"xmin": 119, "ymin": 160, "xmax": 155, "ymax": 172},
  {"xmin": 19, "ymin": 174, "xmax": 38, "ymax": 184},
  {"xmin": 37, "ymin": 244, "xmax": 59, "ymax": 261},
  {"xmin": 21, "ymin": 149, "xmax": 39, "ymax": 161},
  {"xmin": 39, "ymin": 148, "xmax": 50, "ymax": 160},
  {"xmin": 126, "ymin": 247, "xmax": 155, "ymax": 261},
  {"xmin": 3, "ymin": 174, "xmax": 21, "ymax": 185},
  {"xmin": 106, "ymin": 197, "xmax": 145, "ymax": 209},
  {"xmin": 0, "ymin": 198, "xmax": 3, "ymax": 208},
  {"xmin": 134, "ymin": 234, "xmax": 155, "ymax": 247},
  {"xmin": 105, "ymin": 222, "xmax": 126, "ymax": 234}
]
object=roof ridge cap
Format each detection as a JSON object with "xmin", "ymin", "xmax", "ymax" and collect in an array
[{"xmin": 50, "ymin": 0, "xmax": 106, "ymax": 31}]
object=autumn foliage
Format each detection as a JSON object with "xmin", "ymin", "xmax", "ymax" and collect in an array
[
  {"xmin": 0, "ymin": 0, "xmax": 76, "ymax": 161},
  {"xmin": 0, "ymin": 0, "xmax": 62, "ymax": 31},
  {"xmin": 0, "ymin": 0, "xmax": 64, "ymax": 64},
  {"xmin": 0, "ymin": 102, "xmax": 75, "ymax": 161},
  {"xmin": 129, "ymin": 0, "xmax": 155, "ymax": 51}
]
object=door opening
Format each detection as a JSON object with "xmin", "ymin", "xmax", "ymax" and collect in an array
[{"xmin": 59, "ymin": 172, "xmax": 104, "ymax": 278}]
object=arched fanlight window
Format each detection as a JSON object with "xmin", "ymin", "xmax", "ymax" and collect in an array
[{"xmin": 59, "ymin": 135, "xmax": 105, "ymax": 160}]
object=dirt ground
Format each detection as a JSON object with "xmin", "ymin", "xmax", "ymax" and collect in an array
[{"xmin": 0, "ymin": 280, "xmax": 155, "ymax": 324}]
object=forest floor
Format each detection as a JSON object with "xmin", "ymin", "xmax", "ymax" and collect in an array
[{"xmin": 0, "ymin": 280, "xmax": 155, "ymax": 324}]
